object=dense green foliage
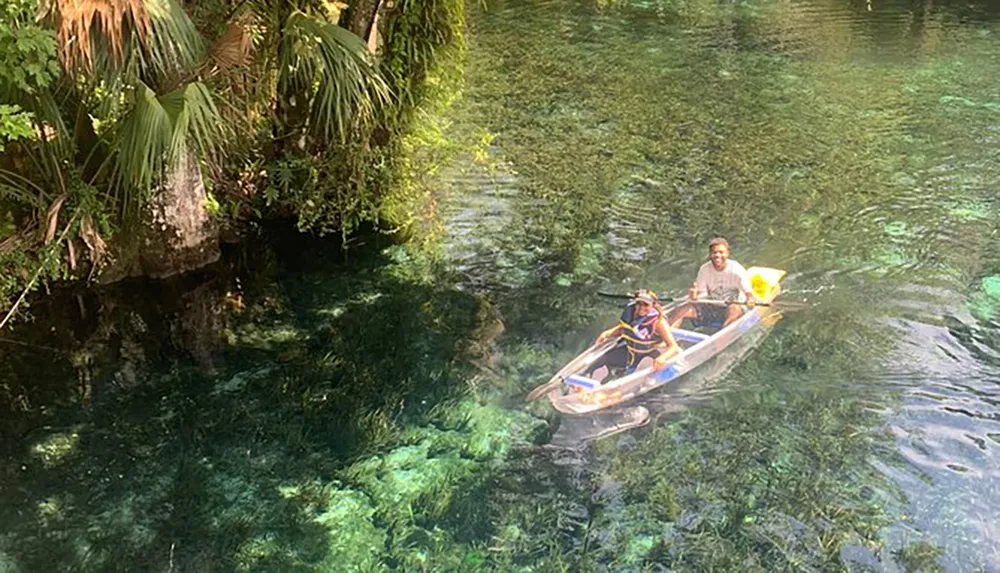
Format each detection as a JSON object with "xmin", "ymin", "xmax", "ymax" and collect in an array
[
  {"xmin": 0, "ymin": 0, "xmax": 59, "ymax": 96},
  {"xmin": 0, "ymin": 0, "xmax": 467, "ymax": 320},
  {"xmin": 253, "ymin": 0, "xmax": 470, "ymax": 242}
]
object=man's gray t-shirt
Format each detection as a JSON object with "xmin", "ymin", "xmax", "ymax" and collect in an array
[{"xmin": 695, "ymin": 260, "xmax": 752, "ymax": 302}]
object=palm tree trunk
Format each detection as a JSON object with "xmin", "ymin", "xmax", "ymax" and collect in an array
[
  {"xmin": 272, "ymin": 0, "xmax": 294, "ymax": 157},
  {"xmin": 138, "ymin": 149, "xmax": 220, "ymax": 279},
  {"xmin": 345, "ymin": 0, "xmax": 382, "ymax": 47}
]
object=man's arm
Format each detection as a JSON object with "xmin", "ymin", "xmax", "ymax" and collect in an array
[
  {"xmin": 729, "ymin": 261, "xmax": 757, "ymax": 306},
  {"xmin": 737, "ymin": 265, "xmax": 756, "ymax": 305}
]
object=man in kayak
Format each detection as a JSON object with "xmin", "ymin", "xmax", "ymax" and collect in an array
[
  {"xmin": 669, "ymin": 237, "xmax": 756, "ymax": 329},
  {"xmin": 587, "ymin": 289, "xmax": 680, "ymax": 382}
]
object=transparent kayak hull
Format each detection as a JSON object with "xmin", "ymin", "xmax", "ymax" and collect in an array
[{"xmin": 536, "ymin": 267, "xmax": 786, "ymax": 415}]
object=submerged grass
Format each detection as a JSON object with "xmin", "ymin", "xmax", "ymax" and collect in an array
[{"xmin": 0, "ymin": 238, "xmax": 549, "ymax": 571}]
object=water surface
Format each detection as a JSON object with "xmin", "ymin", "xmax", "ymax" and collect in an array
[
  {"xmin": 440, "ymin": 0, "xmax": 1000, "ymax": 568},
  {"xmin": 2, "ymin": 0, "xmax": 1000, "ymax": 570}
]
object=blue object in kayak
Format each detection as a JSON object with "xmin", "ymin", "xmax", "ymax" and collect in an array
[
  {"xmin": 671, "ymin": 329, "xmax": 709, "ymax": 344},
  {"xmin": 566, "ymin": 374, "xmax": 600, "ymax": 389}
]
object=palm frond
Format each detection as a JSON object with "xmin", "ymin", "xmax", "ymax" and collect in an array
[
  {"xmin": 79, "ymin": 214, "xmax": 107, "ymax": 266},
  {"xmin": 112, "ymin": 79, "xmax": 222, "ymax": 212},
  {"xmin": 42, "ymin": 194, "xmax": 68, "ymax": 243},
  {"xmin": 170, "ymin": 82, "xmax": 221, "ymax": 161},
  {"xmin": 0, "ymin": 169, "xmax": 49, "ymax": 208},
  {"xmin": 115, "ymin": 82, "xmax": 173, "ymax": 194},
  {"xmin": 143, "ymin": 0, "xmax": 204, "ymax": 81},
  {"xmin": 280, "ymin": 11, "xmax": 391, "ymax": 143},
  {"xmin": 43, "ymin": 0, "xmax": 203, "ymax": 83},
  {"xmin": 42, "ymin": 0, "xmax": 149, "ymax": 72},
  {"xmin": 0, "ymin": 76, "xmax": 75, "ymax": 182},
  {"xmin": 205, "ymin": 15, "xmax": 253, "ymax": 76}
]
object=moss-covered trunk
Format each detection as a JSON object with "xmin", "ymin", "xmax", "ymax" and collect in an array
[
  {"xmin": 345, "ymin": 0, "xmax": 382, "ymax": 47},
  {"xmin": 101, "ymin": 150, "xmax": 220, "ymax": 282}
]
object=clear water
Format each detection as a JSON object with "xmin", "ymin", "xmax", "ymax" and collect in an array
[{"xmin": 3, "ymin": 0, "xmax": 1000, "ymax": 570}]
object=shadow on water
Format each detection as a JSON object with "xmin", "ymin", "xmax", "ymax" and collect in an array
[{"xmin": 0, "ymin": 230, "xmax": 500, "ymax": 571}]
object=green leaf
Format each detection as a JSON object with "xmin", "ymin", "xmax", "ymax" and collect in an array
[
  {"xmin": 112, "ymin": 79, "xmax": 223, "ymax": 213},
  {"xmin": 279, "ymin": 12, "xmax": 391, "ymax": 143}
]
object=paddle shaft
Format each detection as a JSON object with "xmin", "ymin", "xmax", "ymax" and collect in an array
[
  {"xmin": 694, "ymin": 299, "xmax": 770, "ymax": 307},
  {"xmin": 596, "ymin": 291, "xmax": 806, "ymax": 310},
  {"xmin": 694, "ymin": 299, "xmax": 811, "ymax": 310},
  {"xmin": 597, "ymin": 292, "xmax": 761, "ymax": 306},
  {"xmin": 596, "ymin": 291, "xmax": 676, "ymax": 302}
]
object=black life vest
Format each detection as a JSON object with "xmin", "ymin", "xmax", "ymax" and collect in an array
[{"xmin": 619, "ymin": 303, "xmax": 667, "ymax": 356}]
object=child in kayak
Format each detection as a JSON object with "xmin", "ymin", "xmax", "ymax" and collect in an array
[{"xmin": 587, "ymin": 289, "xmax": 680, "ymax": 383}]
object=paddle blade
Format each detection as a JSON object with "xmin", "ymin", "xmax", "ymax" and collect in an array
[{"xmin": 771, "ymin": 300, "xmax": 810, "ymax": 311}]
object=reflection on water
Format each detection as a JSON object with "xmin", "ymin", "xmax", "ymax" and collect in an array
[{"xmin": 3, "ymin": 0, "xmax": 1000, "ymax": 570}]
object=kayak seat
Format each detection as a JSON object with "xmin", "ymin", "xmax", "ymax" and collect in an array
[
  {"xmin": 672, "ymin": 328, "xmax": 709, "ymax": 344},
  {"xmin": 566, "ymin": 374, "xmax": 600, "ymax": 389}
]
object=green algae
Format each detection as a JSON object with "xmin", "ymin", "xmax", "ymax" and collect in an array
[
  {"xmin": 981, "ymin": 276, "xmax": 1000, "ymax": 300},
  {"xmin": 882, "ymin": 220, "xmax": 912, "ymax": 238},
  {"xmin": 603, "ymin": 393, "xmax": 899, "ymax": 568},
  {"xmin": 313, "ymin": 490, "xmax": 386, "ymax": 570},
  {"xmin": 228, "ymin": 325, "xmax": 305, "ymax": 349},
  {"xmin": 237, "ymin": 401, "xmax": 546, "ymax": 569},
  {"xmin": 430, "ymin": 401, "xmax": 549, "ymax": 458},
  {"xmin": 234, "ymin": 534, "xmax": 285, "ymax": 572},
  {"xmin": 213, "ymin": 366, "xmax": 274, "ymax": 395},
  {"xmin": 344, "ymin": 402, "xmax": 547, "ymax": 526},
  {"xmin": 554, "ymin": 237, "xmax": 609, "ymax": 287},
  {"xmin": 346, "ymin": 437, "xmax": 478, "ymax": 520},
  {"xmin": 0, "ymin": 552, "xmax": 21, "ymax": 573},
  {"xmin": 893, "ymin": 541, "xmax": 944, "ymax": 573},
  {"xmin": 30, "ymin": 429, "xmax": 80, "ymax": 468},
  {"xmin": 968, "ymin": 275, "xmax": 1000, "ymax": 322},
  {"xmin": 947, "ymin": 200, "xmax": 991, "ymax": 221}
]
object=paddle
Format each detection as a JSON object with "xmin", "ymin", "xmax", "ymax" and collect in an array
[
  {"xmin": 526, "ymin": 340, "xmax": 609, "ymax": 401},
  {"xmin": 596, "ymin": 291, "xmax": 808, "ymax": 311},
  {"xmin": 597, "ymin": 291, "xmax": 677, "ymax": 302},
  {"xmin": 525, "ymin": 353, "xmax": 594, "ymax": 400},
  {"xmin": 690, "ymin": 299, "xmax": 809, "ymax": 310}
]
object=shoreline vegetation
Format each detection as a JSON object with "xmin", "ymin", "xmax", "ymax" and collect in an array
[{"xmin": 0, "ymin": 0, "xmax": 469, "ymax": 330}]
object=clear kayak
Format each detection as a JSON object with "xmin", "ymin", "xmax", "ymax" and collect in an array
[{"xmin": 528, "ymin": 267, "xmax": 786, "ymax": 415}]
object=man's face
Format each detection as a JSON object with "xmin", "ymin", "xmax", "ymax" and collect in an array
[{"xmin": 710, "ymin": 244, "xmax": 729, "ymax": 270}]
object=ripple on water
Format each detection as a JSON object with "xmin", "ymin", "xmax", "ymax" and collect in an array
[{"xmin": 877, "ymin": 311, "xmax": 1000, "ymax": 567}]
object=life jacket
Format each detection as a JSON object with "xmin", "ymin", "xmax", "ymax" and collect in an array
[{"xmin": 619, "ymin": 303, "xmax": 667, "ymax": 357}]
